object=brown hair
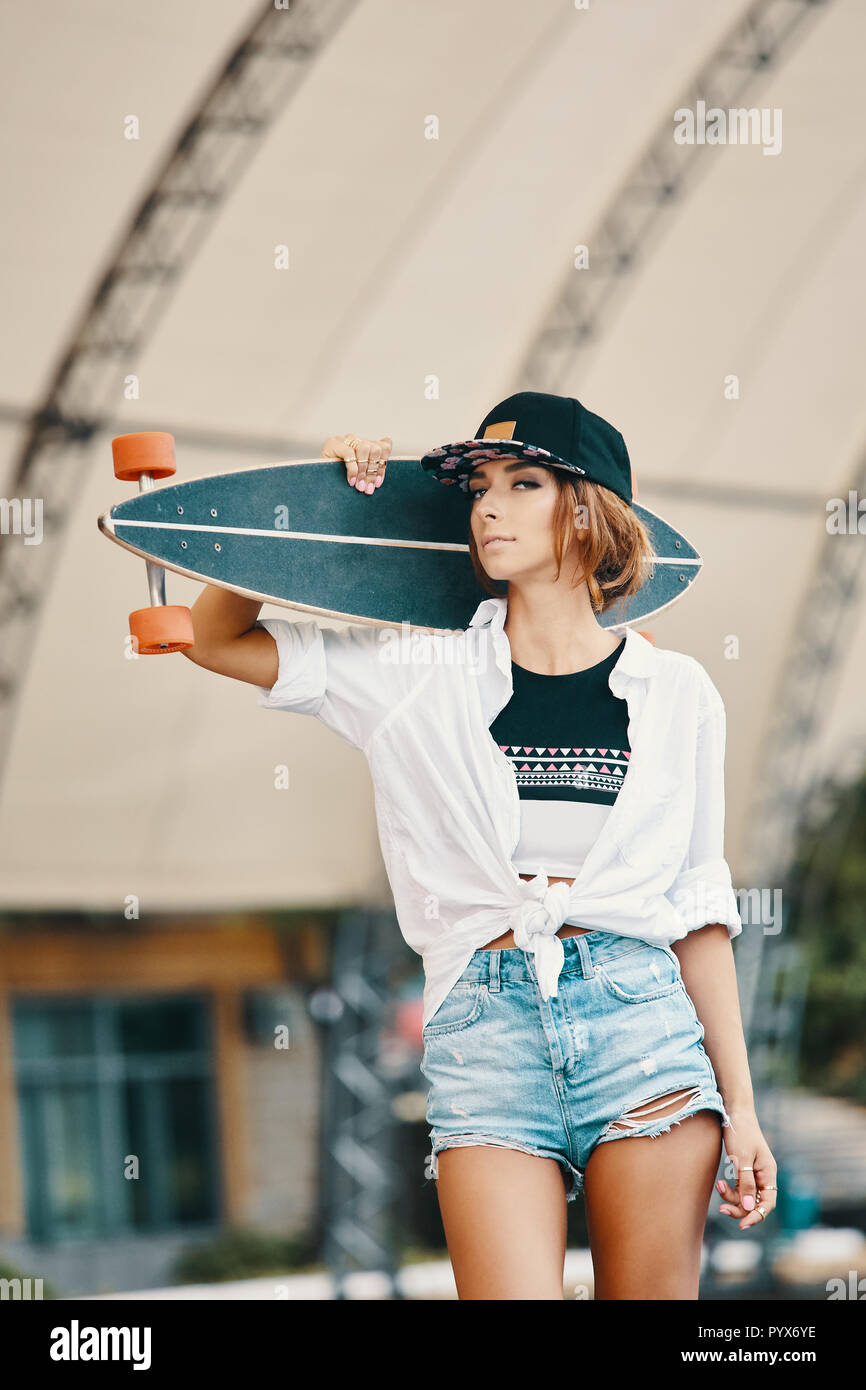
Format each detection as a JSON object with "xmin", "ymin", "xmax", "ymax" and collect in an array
[{"xmin": 467, "ymin": 471, "xmax": 656, "ymax": 614}]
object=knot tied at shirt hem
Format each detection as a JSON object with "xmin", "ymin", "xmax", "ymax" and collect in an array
[{"xmin": 512, "ymin": 872, "xmax": 574, "ymax": 1000}]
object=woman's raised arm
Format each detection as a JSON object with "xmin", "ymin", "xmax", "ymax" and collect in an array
[{"xmin": 180, "ymin": 431, "xmax": 393, "ymax": 688}]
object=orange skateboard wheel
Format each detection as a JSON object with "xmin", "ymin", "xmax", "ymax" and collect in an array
[
  {"xmin": 112, "ymin": 432, "xmax": 176, "ymax": 482},
  {"xmin": 129, "ymin": 605, "xmax": 194, "ymax": 654}
]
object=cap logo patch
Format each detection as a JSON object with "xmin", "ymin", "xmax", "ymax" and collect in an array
[{"xmin": 482, "ymin": 421, "xmax": 517, "ymax": 440}]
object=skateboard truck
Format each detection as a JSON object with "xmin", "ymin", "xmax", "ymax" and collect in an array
[{"xmin": 111, "ymin": 432, "xmax": 195, "ymax": 654}]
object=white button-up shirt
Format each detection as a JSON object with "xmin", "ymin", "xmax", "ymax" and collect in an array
[{"xmin": 256, "ymin": 595, "xmax": 742, "ymax": 1028}]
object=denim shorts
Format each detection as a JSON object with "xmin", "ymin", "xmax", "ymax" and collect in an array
[{"xmin": 421, "ymin": 930, "xmax": 730, "ymax": 1201}]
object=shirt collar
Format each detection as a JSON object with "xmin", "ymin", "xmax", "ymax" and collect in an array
[{"xmin": 467, "ymin": 594, "xmax": 658, "ymax": 682}]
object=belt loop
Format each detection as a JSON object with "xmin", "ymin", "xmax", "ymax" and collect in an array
[
  {"xmin": 486, "ymin": 949, "xmax": 501, "ymax": 993},
  {"xmin": 575, "ymin": 935, "xmax": 594, "ymax": 980}
]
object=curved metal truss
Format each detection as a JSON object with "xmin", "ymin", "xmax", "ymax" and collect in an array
[
  {"xmin": 0, "ymin": 0, "xmax": 359, "ymax": 774},
  {"xmin": 521, "ymin": 0, "xmax": 832, "ymax": 391},
  {"xmin": 738, "ymin": 449, "xmax": 866, "ymax": 1014},
  {"xmin": 709, "ymin": 448, "xmax": 866, "ymax": 1293}
]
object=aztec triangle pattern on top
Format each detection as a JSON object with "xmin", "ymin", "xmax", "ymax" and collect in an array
[{"xmin": 498, "ymin": 746, "xmax": 630, "ymax": 795}]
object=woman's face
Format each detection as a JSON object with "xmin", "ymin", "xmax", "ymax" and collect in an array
[{"xmin": 468, "ymin": 453, "xmax": 572, "ymax": 584}]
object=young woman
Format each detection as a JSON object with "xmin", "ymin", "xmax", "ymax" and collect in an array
[{"xmin": 183, "ymin": 392, "xmax": 777, "ymax": 1300}]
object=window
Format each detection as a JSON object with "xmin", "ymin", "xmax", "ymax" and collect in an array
[{"xmin": 13, "ymin": 995, "xmax": 220, "ymax": 1241}]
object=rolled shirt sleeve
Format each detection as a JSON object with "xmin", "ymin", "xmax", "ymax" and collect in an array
[
  {"xmin": 665, "ymin": 682, "xmax": 743, "ymax": 940},
  {"xmin": 255, "ymin": 615, "xmax": 417, "ymax": 753},
  {"xmin": 256, "ymin": 617, "xmax": 327, "ymax": 716}
]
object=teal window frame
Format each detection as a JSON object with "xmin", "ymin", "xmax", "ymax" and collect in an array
[{"xmin": 12, "ymin": 993, "xmax": 222, "ymax": 1242}]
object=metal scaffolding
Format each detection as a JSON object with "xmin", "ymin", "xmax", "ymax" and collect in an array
[{"xmin": 315, "ymin": 907, "xmax": 407, "ymax": 1298}]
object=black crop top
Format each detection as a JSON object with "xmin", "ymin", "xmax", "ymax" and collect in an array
[{"xmin": 489, "ymin": 635, "xmax": 630, "ymax": 877}]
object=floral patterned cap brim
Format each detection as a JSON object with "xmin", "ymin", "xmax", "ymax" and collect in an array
[{"xmin": 419, "ymin": 437, "xmax": 580, "ymax": 491}]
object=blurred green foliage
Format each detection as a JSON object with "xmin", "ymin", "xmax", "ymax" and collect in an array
[
  {"xmin": 785, "ymin": 772, "xmax": 866, "ymax": 1104},
  {"xmin": 170, "ymin": 1225, "xmax": 321, "ymax": 1284},
  {"xmin": 0, "ymin": 1256, "xmax": 57, "ymax": 1299}
]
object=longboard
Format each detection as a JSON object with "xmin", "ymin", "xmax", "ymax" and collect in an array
[{"xmin": 98, "ymin": 450, "xmax": 701, "ymax": 636}]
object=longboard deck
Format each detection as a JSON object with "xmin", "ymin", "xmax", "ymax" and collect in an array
[{"xmin": 98, "ymin": 457, "xmax": 701, "ymax": 632}]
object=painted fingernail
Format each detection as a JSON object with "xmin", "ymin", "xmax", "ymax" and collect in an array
[
  {"xmin": 349, "ymin": 476, "xmax": 356, "ymax": 486},
  {"xmin": 375, "ymin": 475, "xmax": 383, "ymax": 487},
  {"xmin": 365, "ymin": 481, "xmax": 374, "ymax": 493},
  {"xmin": 742, "ymin": 1195, "xmax": 755, "ymax": 1210},
  {"xmin": 716, "ymin": 1182, "xmax": 725, "ymax": 1194}
]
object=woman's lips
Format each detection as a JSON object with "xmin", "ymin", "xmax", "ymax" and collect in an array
[{"xmin": 482, "ymin": 537, "xmax": 514, "ymax": 549}]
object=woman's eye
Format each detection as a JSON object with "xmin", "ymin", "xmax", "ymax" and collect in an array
[{"xmin": 469, "ymin": 479, "xmax": 538, "ymax": 500}]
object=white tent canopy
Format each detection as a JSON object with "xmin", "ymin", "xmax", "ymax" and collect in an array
[{"xmin": 1, "ymin": 0, "xmax": 864, "ymax": 909}]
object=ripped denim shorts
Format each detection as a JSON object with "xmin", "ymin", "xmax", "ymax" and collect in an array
[{"xmin": 421, "ymin": 929, "xmax": 730, "ymax": 1201}]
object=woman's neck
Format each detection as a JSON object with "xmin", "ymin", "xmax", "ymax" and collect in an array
[{"xmin": 502, "ymin": 586, "xmax": 620, "ymax": 676}]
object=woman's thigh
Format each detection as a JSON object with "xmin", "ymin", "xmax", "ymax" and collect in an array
[
  {"xmin": 568, "ymin": 936, "xmax": 730, "ymax": 1297},
  {"xmin": 434, "ymin": 1143, "xmax": 568, "ymax": 1300},
  {"xmin": 584, "ymin": 1104, "xmax": 723, "ymax": 1299},
  {"xmin": 421, "ymin": 964, "xmax": 579, "ymax": 1299}
]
